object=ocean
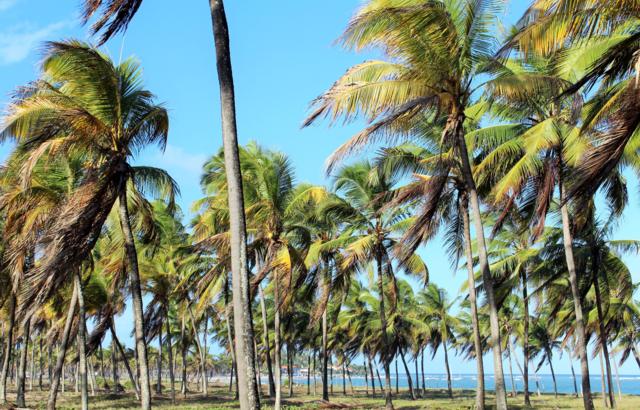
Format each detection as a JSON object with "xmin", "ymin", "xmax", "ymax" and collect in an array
[{"xmin": 282, "ymin": 373, "xmax": 640, "ymax": 395}]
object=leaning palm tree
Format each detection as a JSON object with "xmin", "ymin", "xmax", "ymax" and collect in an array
[
  {"xmin": 1, "ymin": 41, "xmax": 175, "ymax": 410},
  {"xmin": 303, "ymin": 2, "xmax": 509, "ymax": 406},
  {"xmin": 81, "ymin": 2, "xmax": 260, "ymax": 406}
]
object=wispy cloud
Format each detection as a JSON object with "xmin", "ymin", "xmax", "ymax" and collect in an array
[
  {"xmin": 0, "ymin": 21, "xmax": 68, "ymax": 65},
  {"xmin": 0, "ymin": 0, "xmax": 18, "ymax": 11},
  {"xmin": 154, "ymin": 144, "xmax": 208, "ymax": 174}
]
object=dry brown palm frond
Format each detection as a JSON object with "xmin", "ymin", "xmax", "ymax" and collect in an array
[
  {"xmin": 82, "ymin": 0, "xmax": 143, "ymax": 45},
  {"xmin": 569, "ymin": 84, "xmax": 640, "ymax": 200},
  {"xmin": 17, "ymin": 159, "xmax": 123, "ymax": 320}
]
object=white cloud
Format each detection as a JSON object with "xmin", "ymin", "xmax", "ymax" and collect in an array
[
  {"xmin": 0, "ymin": 0, "xmax": 18, "ymax": 11},
  {"xmin": 0, "ymin": 21, "xmax": 68, "ymax": 65},
  {"xmin": 154, "ymin": 144, "xmax": 207, "ymax": 174}
]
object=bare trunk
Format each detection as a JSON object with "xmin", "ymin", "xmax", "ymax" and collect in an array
[
  {"xmin": 307, "ymin": 354, "xmax": 311, "ymax": 395},
  {"xmin": 164, "ymin": 309, "xmax": 175, "ymax": 404},
  {"xmin": 16, "ymin": 317, "xmax": 31, "ymax": 407},
  {"xmin": 399, "ymin": 349, "xmax": 415, "ymax": 400},
  {"xmin": 39, "ymin": 336, "xmax": 44, "ymax": 390},
  {"xmin": 521, "ymin": 268, "xmax": 531, "ymax": 406},
  {"xmin": 569, "ymin": 350, "xmax": 579, "ymax": 397},
  {"xmin": 111, "ymin": 339, "xmax": 118, "ymax": 392},
  {"xmin": 180, "ymin": 316, "xmax": 187, "ymax": 396},
  {"xmin": 118, "ymin": 191, "xmax": 151, "ymax": 410},
  {"xmin": 559, "ymin": 182, "xmax": 594, "ymax": 410},
  {"xmin": 187, "ymin": 307, "xmax": 207, "ymax": 396},
  {"xmin": 592, "ymin": 257, "xmax": 615, "ymax": 408},
  {"xmin": 342, "ymin": 361, "xmax": 346, "ymax": 395},
  {"xmin": 376, "ymin": 248, "xmax": 393, "ymax": 409},
  {"xmin": 209, "ymin": 0, "xmax": 259, "ymax": 408},
  {"xmin": 287, "ymin": 348, "xmax": 293, "ymax": 398},
  {"xmin": 110, "ymin": 321, "xmax": 140, "ymax": 400},
  {"xmin": 258, "ymin": 286, "xmax": 275, "ymax": 397},
  {"xmin": 599, "ymin": 350, "xmax": 608, "ymax": 408},
  {"xmin": 0, "ymin": 294, "xmax": 15, "ymax": 403},
  {"xmin": 75, "ymin": 271, "xmax": 89, "ymax": 410},
  {"xmin": 46, "ymin": 285, "xmax": 78, "ymax": 410},
  {"xmin": 157, "ymin": 320, "xmax": 162, "ymax": 394},
  {"xmin": 368, "ymin": 357, "xmax": 375, "ymax": 397},
  {"xmin": 321, "ymin": 308, "xmax": 329, "ymax": 401},
  {"xmin": 612, "ymin": 352, "xmax": 622, "ymax": 401},
  {"xmin": 395, "ymin": 359, "xmax": 398, "ymax": 394},
  {"xmin": 461, "ymin": 198, "xmax": 485, "ymax": 409},
  {"xmin": 421, "ymin": 347, "xmax": 426, "ymax": 392},
  {"xmin": 274, "ymin": 274, "xmax": 282, "ymax": 409},
  {"xmin": 548, "ymin": 352, "xmax": 558, "ymax": 399},
  {"xmin": 443, "ymin": 341, "xmax": 453, "ymax": 400},
  {"xmin": 454, "ymin": 114, "xmax": 507, "ymax": 410},
  {"xmin": 507, "ymin": 338, "xmax": 517, "ymax": 398}
]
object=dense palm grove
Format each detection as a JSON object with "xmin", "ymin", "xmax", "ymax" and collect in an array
[{"xmin": 1, "ymin": 0, "xmax": 640, "ymax": 410}]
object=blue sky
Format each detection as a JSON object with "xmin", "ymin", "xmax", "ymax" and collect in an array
[{"xmin": 2, "ymin": 0, "xmax": 640, "ymax": 377}]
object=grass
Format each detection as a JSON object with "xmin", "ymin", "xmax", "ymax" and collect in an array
[{"xmin": 3, "ymin": 383, "xmax": 639, "ymax": 409}]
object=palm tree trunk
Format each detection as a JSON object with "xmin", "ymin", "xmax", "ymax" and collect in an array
[
  {"xmin": 111, "ymin": 339, "xmax": 119, "ymax": 392},
  {"xmin": 99, "ymin": 341, "xmax": 106, "ymax": 390},
  {"xmin": 399, "ymin": 349, "xmax": 415, "ymax": 400},
  {"xmin": 225, "ymin": 304, "xmax": 238, "ymax": 398},
  {"xmin": 443, "ymin": 341, "xmax": 453, "ymax": 400},
  {"xmin": 287, "ymin": 348, "xmax": 293, "ymax": 398},
  {"xmin": 414, "ymin": 353, "xmax": 420, "ymax": 397},
  {"xmin": 321, "ymin": 308, "xmax": 329, "ymax": 401},
  {"xmin": 258, "ymin": 286, "xmax": 275, "ymax": 397},
  {"xmin": 39, "ymin": 336, "xmax": 44, "ymax": 391},
  {"xmin": 29, "ymin": 336, "xmax": 35, "ymax": 391},
  {"xmin": 118, "ymin": 190, "xmax": 151, "ymax": 410},
  {"xmin": 75, "ymin": 271, "xmax": 89, "ymax": 410},
  {"xmin": 368, "ymin": 357, "xmax": 376, "ymax": 398},
  {"xmin": 157, "ymin": 320, "xmax": 163, "ymax": 395},
  {"xmin": 48, "ymin": 339, "xmax": 53, "ymax": 387},
  {"xmin": 375, "ymin": 364, "xmax": 384, "ymax": 391},
  {"xmin": 187, "ymin": 307, "xmax": 207, "ymax": 396},
  {"xmin": 0, "ymin": 293, "xmax": 15, "ymax": 403},
  {"xmin": 521, "ymin": 268, "xmax": 531, "ymax": 406},
  {"xmin": 274, "ymin": 273, "xmax": 282, "ymax": 409},
  {"xmin": 307, "ymin": 354, "xmax": 311, "ymax": 395},
  {"xmin": 612, "ymin": 352, "xmax": 622, "ymax": 401},
  {"xmin": 376, "ymin": 248, "xmax": 393, "ymax": 410},
  {"xmin": 461, "ymin": 197, "xmax": 485, "ymax": 409},
  {"xmin": 209, "ymin": 1, "xmax": 259, "ymax": 408},
  {"xmin": 342, "ymin": 361, "xmax": 346, "ymax": 395},
  {"xmin": 163, "ymin": 313, "xmax": 175, "ymax": 405},
  {"xmin": 47, "ymin": 285, "xmax": 78, "ymax": 410},
  {"xmin": 180, "ymin": 316, "xmax": 187, "ymax": 396},
  {"xmin": 313, "ymin": 351, "xmax": 317, "ymax": 396},
  {"xmin": 507, "ymin": 338, "xmax": 517, "ymax": 398},
  {"xmin": 569, "ymin": 349, "xmax": 579, "ymax": 397},
  {"xmin": 16, "ymin": 317, "xmax": 31, "ymax": 408},
  {"xmin": 421, "ymin": 347, "xmax": 426, "ymax": 392},
  {"xmin": 559, "ymin": 182, "xmax": 594, "ymax": 410},
  {"xmin": 599, "ymin": 350, "xmax": 608, "ymax": 408},
  {"xmin": 110, "ymin": 322, "xmax": 140, "ymax": 400},
  {"xmin": 454, "ymin": 115, "xmax": 507, "ymax": 410},
  {"xmin": 346, "ymin": 361, "xmax": 354, "ymax": 394},
  {"xmin": 548, "ymin": 353, "xmax": 558, "ymax": 399},
  {"xmin": 592, "ymin": 256, "xmax": 616, "ymax": 408},
  {"xmin": 394, "ymin": 358, "xmax": 399, "ymax": 394}
]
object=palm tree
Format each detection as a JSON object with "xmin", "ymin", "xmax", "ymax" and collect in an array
[
  {"xmin": 326, "ymin": 161, "xmax": 427, "ymax": 409},
  {"xmin": 504, "ymin": 1, "xmax": 640, "ymax": 199},
  {"xmin": 1, "ymin": 41, "xmax": 175, "ymax": 410},
  {"xmin": 81, "ymin": 3, "xmax": 261, "ymax": 406},
  {"xmin": 530, "ymin": 312, "xmax": 562, "ymax": 398},
  {"xmin": 303, "ymin": 2, "xmax": 509, "ymax": 405},
  {"xmin": 418, "ymin": 284, "xmax": 458, "ymax": 400}
]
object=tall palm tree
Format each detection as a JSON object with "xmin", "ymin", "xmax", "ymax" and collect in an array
[
  {"xmin": 1, "ymin": 41, "xmax": 174, "ymax": 410},
  {"xmin": 81, "ymin": 3, "xmax": 261, "ymax": 406},
  {"xmin": 326, "ymin": 161, "xmax": 427, "ymax": 409},
  {"xmin": 303, "ymin": 2, "xmax": 509, "ymax": 406}
]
